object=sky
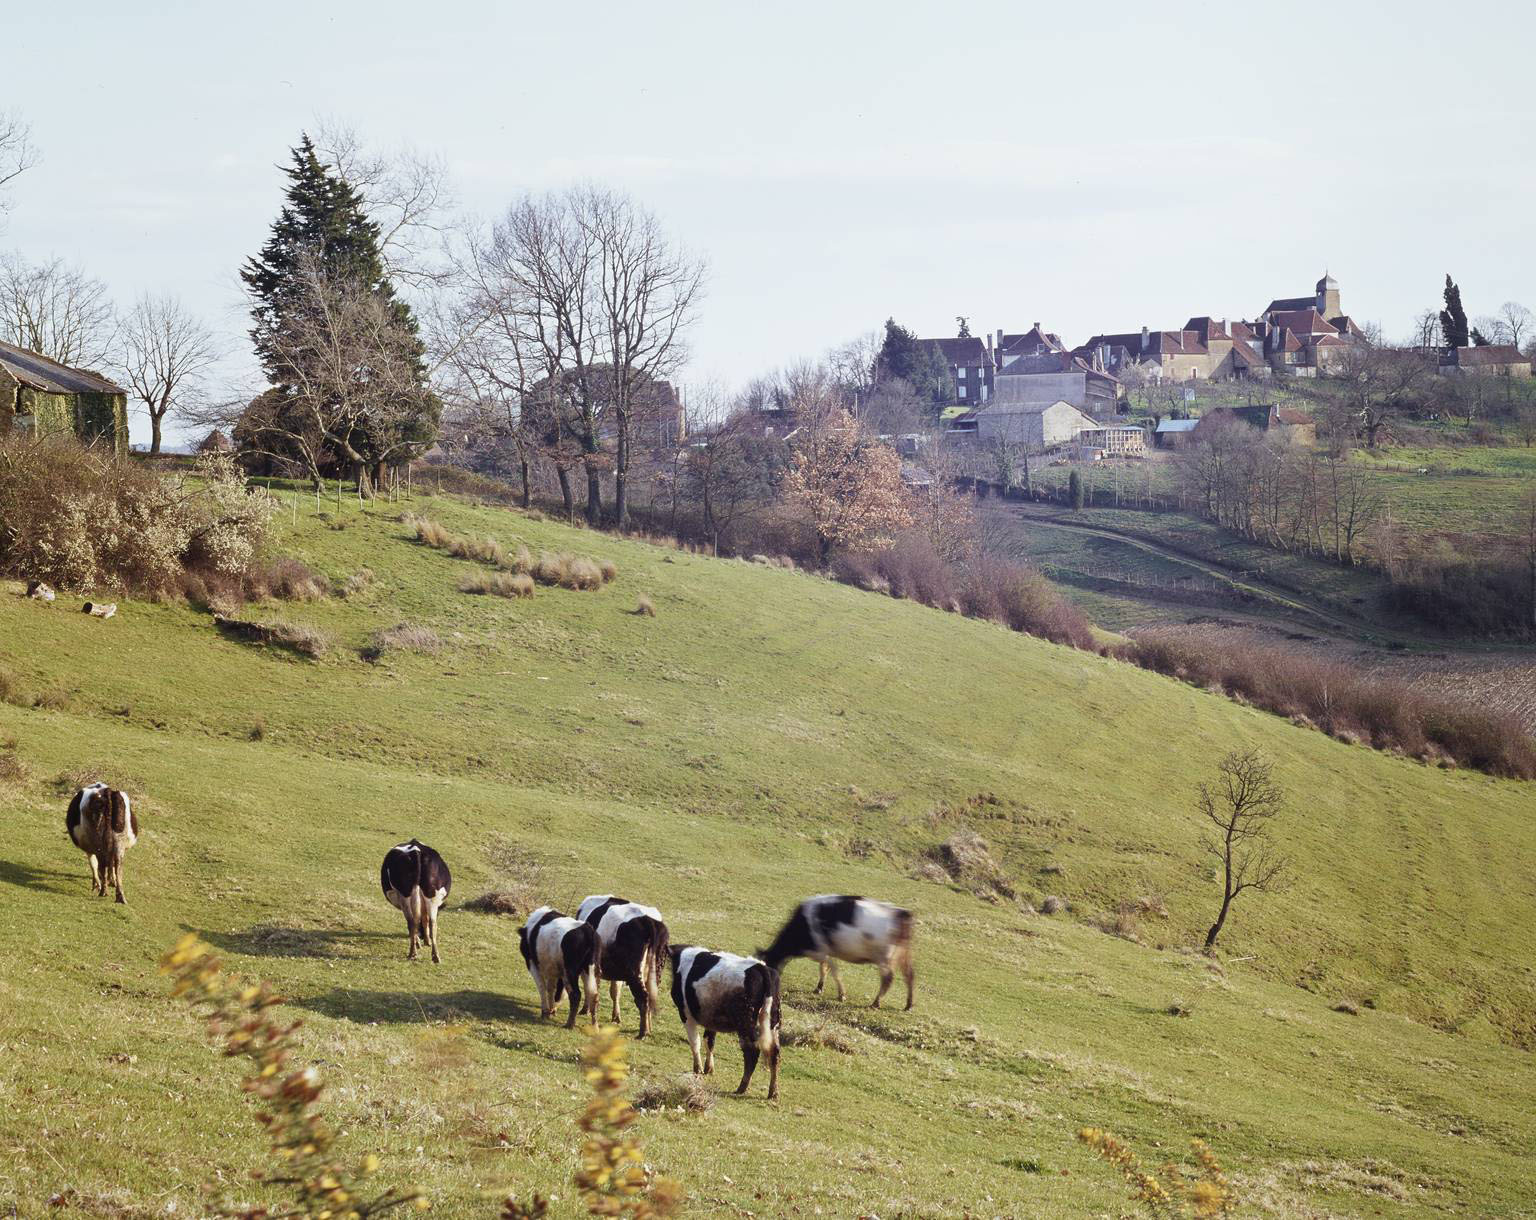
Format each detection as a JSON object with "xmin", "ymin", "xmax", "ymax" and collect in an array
[{"xmin": 5, "ymin": 0, "xmax": 1535, "ymax": 448}]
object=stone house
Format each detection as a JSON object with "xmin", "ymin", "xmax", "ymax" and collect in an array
[
  {"xmin": 1439, "ymin": 345, "xmax": 1533, "ymax": 378},
  {"xmin": 0, "ymin": 339, "xmax": 128, "ymax": 454},
  {"xmin": 993, "ymin": 349, "xmax": 1121, "ymax": 415},
  {"xmin": 925, "ymin": 335, "xmax": 994, "ymax": 406},
  {"xmin": 972, "ymin": 398, "xmax": 1101, "ymax": 449}
]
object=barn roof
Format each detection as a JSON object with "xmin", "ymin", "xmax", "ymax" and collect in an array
[
  {"xmin": 0, "ymin": 339, "xmax": 126, "ymax": 397},
  {"xmin": 1155, "ymin": 417, "xmax": 1199, "ymax": 433}
]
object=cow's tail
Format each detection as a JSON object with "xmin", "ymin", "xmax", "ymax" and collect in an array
[
  {"xmin": 892, "ymin": 907, "xmax": 915, "ymax": 967},
  {"xmin": 751, "ymin": 965, "xmax": 781, "ymax": 1053},
  {"xmin": 108, "ymin": 790, "xmax": 129, "ymax": 836},
  {"xmin": 645, "ymin": 918, "xmax": 670, "ymax": 1010}
]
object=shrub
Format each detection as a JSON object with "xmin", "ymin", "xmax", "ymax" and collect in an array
[
  {"xmin": 960, "ymin": 554, "xmax": 1096, "ymax": 649},
  {"xmin": 1076, "ymin": 1127, "xmax": 1238, "ymax": 1217},
  {"xmin": 0, "ymin": 440, "xmax": 275, "ymax": 595},
  {"xmin": 1128, "ymin": 628, "xmax": 1536, "ymax": 780},
  {"xmin": 459, "ymin": 571, "xmax": 534, "ymax": 599},
  {"xmin": 598, "ymin": 558, "xmax": 619, "ymax": 584},
  {"xmin": 260, "ymin": 556, "xmax": 330, "ymax": 602}
]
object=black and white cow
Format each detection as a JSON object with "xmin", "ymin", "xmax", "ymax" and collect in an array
[
  {"xmin": 577, "ymin": 894, "xmax": 669, "ymax": 1037},
  {"xmin": 519, "ymin": 906, "xmax": 598, "ymax": 1028},
  {"xmin": 380, "ymin": 840, "xmax": 452, "ymax": 963},
  {"xmin": 66, "ymin": 783, "xmax": 138, "ymax": 903},
  {"xmin": 760, "ymin": 894, "xmax": 915, "ymax": 1010},
  {"xmin": 669, "ymin": 946, "xmax": 781, "ymax": 1099}
]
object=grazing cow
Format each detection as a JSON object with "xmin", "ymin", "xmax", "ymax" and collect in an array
[
  {"xmin": 380, "ymin": 840, "xmax": 451, "ymax": 963},
  {"xmin": 66, "ymin": 783, "xmax": 138, "ymax": 903},
  {"xmin": 760, "ymin": 895, "xmax": 915, "ymax": 1010},
  {"xmin": 577, "ymin": 894, "xmax": 669, "ymax": 1037},
  {"xmin": 669, "ymin": 946, "xmax": 781, "ymax": 1099},
  {"xmin": 519, "ymin": 906, "xmax": 598, "ymax": 1028}
]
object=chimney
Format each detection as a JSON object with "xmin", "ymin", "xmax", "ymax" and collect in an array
[
  {"xmin": 1140, "ymin": 325, "xmax": 1149, "ymax": 353},
  {"xmin": 1032, "ymin": 321, "xmax": 1040, "ymax": 331}
]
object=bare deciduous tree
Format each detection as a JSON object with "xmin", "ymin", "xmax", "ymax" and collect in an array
[
  {"xmin": 683, "ymin": 412, "xmax": 778, "ymax": 555},
  {"xmin": 0, "ymin": 253, "xmax": 115, "ymax": 367},
  {"xmin": 1198, "ymin": 749, "xmax": 1287, "ymax": 949},
  {"xmin": 0, "ymin": 111, "xmax": 38, "ymax": 221},
  {"xmin": 465, "ymin": 187, "xmax": 705, "ymax": 529},
  {"xmin": 316, "ymin": 121, "xmax": 454, "ymax": 291},
  {"xmin": 1498, "ymin": 301, "xmax": 1532, "ymax": 352},
  {"xmin": 119, "ymin": 294, "xmax": 219, "ymax": 455}
]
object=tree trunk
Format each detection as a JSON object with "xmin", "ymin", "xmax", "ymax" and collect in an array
[
  {"xmin": 519, "ymin": 459, "xmax": 531, "ymax": 509},
  {"xmin": 557, "ymin": 467, "xmax": 574, "ymax": 518},
  {"xmin": 149, "ymin": 414, "xmax": 163, "ymax": 456},
  {"xmin": 614, "ymin": 423, "xmax": 630, "ymax": 532},
  {"xmin": 585, "ymin": 464, "xmax": 603, "ymax": 526},
  {"xmin": 1204, "ymin": 893, "xmax": 1232, "ymax": 949}
]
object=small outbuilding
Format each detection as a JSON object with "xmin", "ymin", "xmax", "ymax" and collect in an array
[
  {"xmin": 1153, "ymin": 417, "xmax": 1198, "ymax": 448},
  {"xmin": 972, "ymin": 398, "xmax": 1100, "ymax": 450},
  {"xmin": 0, "ymin": 340, "xmax": 128, "ymax": 454}
]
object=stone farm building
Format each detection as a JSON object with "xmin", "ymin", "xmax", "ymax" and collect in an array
[
  {"xmin": 1194, "ymin": 404, "xmax": 1316, "ymax": 444},
  {"xmin": 1439, "ymin": 345, "xmax": 1533, "ymax": 378},
  {"xmin": 0, "ymin": 340, "xmax": 128, "ymax": 454}
]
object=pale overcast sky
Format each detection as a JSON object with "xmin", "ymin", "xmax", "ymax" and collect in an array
[{"xmin": 6, "ymin": 0, "xmax": 1534, "ymax": 446}]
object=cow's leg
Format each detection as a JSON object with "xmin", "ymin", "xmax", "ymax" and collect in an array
[
  {"xmin": 112, "ymin": 857, "xmax": 126, "ymax": 905},
  {"xmin": 813, "ymin": 959, "xmax": 827, "ymax": 994},
  {"xmin": 902, "ymin": 952, "xmax": 915, "ymax": 1011},
  {"xmin": 736, "ymin": 1040, "xmax": 759, "ymax": 1095},
  {"xmin": 565, "ymin": 971, "xmax": 582, "ymax": 1029},
  {"xmin": 826, "ymin": 959, "xmax": 846, "ymax": 1002},
  {"xmin": 629, "ymin": 977, "xmax": 651, "ymax": 1037},
  {"xmin": 704, "ymin": 1029, "xmax": 717, "ymax": 1075},
  {"xmin": 610, "ymin": 979, "xmax": 622, "ymax": 1024},
  {"xmin": 872, "ymin": 953, "xmax": 894, "ymax": 1009},
  {"xmin": 686, "ymin": 1018, "xmax": 704, "ymax": 1073},
  {"xmin": 87, "ymin": 853, "xmax": 102, "ymax": 895},
  {"xmin": 405, "ymin": 907, "xmax": 419, "ymax": 960},
  {"xmin": 766, "ymin": 1038, "xmax": 780, "ymax": 1100},
  {"xmin": 427, "ymin": 901, "xmax": 442, "ymax": 964},
  {"xmin": 585, "ymin": 965, "xmax": 599, "ymax": 1023}
]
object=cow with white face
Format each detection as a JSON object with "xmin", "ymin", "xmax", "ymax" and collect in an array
[
  {"xmin": 519, "ymin": 906, "xmax": 598, "ymax": 1028},
  {"xmin": 66, "ymin": 783, "xmax": 138, "ymax": 903},
  {"xmin": 669, "ymin": 946, "xmax": 781, "ymax": 1099},
  {"xmin": 578, "ymin": 894, "xmax": 669, "ymax": 1037},
  {"xmin": 760, "ymin": 895, "xmax": 915, "ymax": 1010},
  {"xmin": 380, "ymin": 840, "xmax": 451, "ymax": 963}
]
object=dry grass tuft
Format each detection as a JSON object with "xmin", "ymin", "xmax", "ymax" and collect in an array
[
  {"xmin": 340, "ymin": 568, "xmax": 374, "ymax": 598},
  {"xmin": 364, "ymin": 622, "xmax": 442, "ymax": 661},
  {"xmin": 633, "ymin": 594, "xmax": 656, "ymax": 617},
  {"xmin": 463, "ymin": 836, "xmax": 546, "ymax": 916},
  {"xmin": 922, "ymin": 830, "xmax": 1015, "ymax": 900},
  {"xmin": 0, "ymin": 740, "xmax": 27, "ymax": 783},
  {"xmin": 598, "ymin": 559, "xmax": 618, "ymax": 584},
  {"xmin": 1040, "ymin": 895, "xmax": 1066, "ymax": 915},
  {"xmin": 782, "ymin": 1019, "xmax": 859, "ymax": 1055},
  {"xmin": 459, "ymin": 571, "xmax": 534, "ymax": 599},
  {"xmin": 631, "ymin": 1074, "xmax": 716, "ymax": 1113},
  {"xmin": 214, "ymin": 615, "xmax": 331, "ymax": 659}
]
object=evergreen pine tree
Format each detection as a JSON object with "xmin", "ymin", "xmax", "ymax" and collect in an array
[
  {"xmin": 875, "ymin": 317, "xmax": 922, "ymax": 384},
  {"xmin": 1440, "ymin": 274, "xmax": 1470, "ymax": 349},
  {"xmin": 240, "ymin": 135, "xmax": 437, "ymax": 484},
  {"xmin": 1471, "ymin": 327, "xmax": 1492, "ymax": 347}
]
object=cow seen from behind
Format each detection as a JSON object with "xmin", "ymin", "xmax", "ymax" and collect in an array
[
  {"xmin": 66, "ymin": 783, "xmax": 138, "ymax": 904},
  {"xmin": 578, "ymin": 894, "xmax": 669, "ymax": 1037},
  {"xmin": 760, "ymin": 894, "xmax": 914, "ymax": 1009},
  {"xmin": 669, "ymin": 946, "xmax": 782, "ymax": 1099},
  {"xmin": 519, "ymin": 906, "xmax": 598, "ymax": 1028},
  {"xmin": 380, "ymin": 840, "xmax": 452, "ymax": 963}
]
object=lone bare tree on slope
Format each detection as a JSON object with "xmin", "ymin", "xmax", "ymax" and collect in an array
[{"xmin": 1199, "ymin": 749, "xmax": 1287, "ymax": 949}]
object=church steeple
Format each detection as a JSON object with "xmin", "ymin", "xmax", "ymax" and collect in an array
[{"xmin": 1315, "ymin": 271, "xmax": 1340, "ymax": 319}]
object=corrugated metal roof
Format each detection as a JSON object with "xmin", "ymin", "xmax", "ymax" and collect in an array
[
  {"xmin": 0, "ymin": 339, "xmax": 126, "ymax": 397},
  {"xmin": 1155, "ymin": 418, "xmax": 1198, "ymax": 432}
]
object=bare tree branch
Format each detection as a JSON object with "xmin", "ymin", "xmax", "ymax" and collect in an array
[
  {"xmin": 1198, "ymin": 749, "xmax": 1288, "ymax": 949},
  {"xmin": 0, "ymin": 111, "xmax": 39, "ymax": 221},
  {"xmin": 0, "ymin": 253, "xmax": 116, "ymax": 368}
]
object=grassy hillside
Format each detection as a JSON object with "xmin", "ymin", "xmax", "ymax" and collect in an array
[{"xmin": 3, "ymin": 491, "xmax": 1536, "ymax": 1218}]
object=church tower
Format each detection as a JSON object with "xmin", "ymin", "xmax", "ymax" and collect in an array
[{"xmin": 1316, "ymin": 272, "xmax": 1340, "ymax": 320}]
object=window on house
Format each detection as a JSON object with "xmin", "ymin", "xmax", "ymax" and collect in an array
[
  {"xmin": 956, "ymin": 367, "xmax": 966, "ymax": 379},
  {"xmin": 958, "ymin": 384, "xmax": 967, "ymax": 398}
]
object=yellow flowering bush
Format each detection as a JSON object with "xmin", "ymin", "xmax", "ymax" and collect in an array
[
  {"xmin": 1077, "ymin": 1127, "xmax": 1238, "ymax": 1218},
  {"xmin": 161, "ymin": 934, "xmax": 420, "ymax": 1220},
  {"xmin": 574, "ymin": 1027, "xmax": 681, "ymax": 1217}
]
